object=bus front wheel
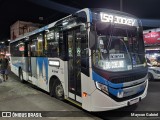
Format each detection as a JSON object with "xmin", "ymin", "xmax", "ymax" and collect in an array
[{"xmin": 50, "ymin": 79, "xmax": 64, "ymax": 100}]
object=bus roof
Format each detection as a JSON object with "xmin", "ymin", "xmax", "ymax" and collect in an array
[
  {"xmin": 10, "ymin": 8, "xmax": 139, "ymax": 43},
  {"xmin": 10, "ymin": 8, "xmax": 91, "ymax": 43}
]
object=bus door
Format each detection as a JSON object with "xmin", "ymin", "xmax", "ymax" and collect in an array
[
  {"xmin": 25, "ymin": 41, "xmax": 38, "ymax": 85},
  {"xmin": 24, "ymin": 41, "xmax": 32, "ymax": 80},
  {"xmin": 67, "ymin": 28, "xmax": 82, "ymax": 102},
  {"xmin": 27, "ymin": 42, "xmax": 32, "ymax": 78},
  {"xmin": 24, "ymin": 41, "xmax": 32, "ymax": 77}
]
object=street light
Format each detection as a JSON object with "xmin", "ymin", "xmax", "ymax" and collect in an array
[
  {"xmin": 8, "ymin": 39, "xmax": 10, "ymax": 42},
  {"xmin": 1, "ymin": 41, "xmax": 4, "ymax": 44}
]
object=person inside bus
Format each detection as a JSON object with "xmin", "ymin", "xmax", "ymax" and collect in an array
[{"xmin": 109, "ymin": 42, "xmax": 120, "ymax": 54}]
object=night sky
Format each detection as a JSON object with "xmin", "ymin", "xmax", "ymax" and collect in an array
[{"xmin": 0, "ymin": 0, "xmax": 160, "ymax": 41}]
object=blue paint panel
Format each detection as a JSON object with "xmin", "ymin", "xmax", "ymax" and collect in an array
[
  {"xmin": 108, "ymin": 87, "xmax": 123, "ymax": 97},
  {"xmin": 13, "ymin": 63, "xmax": 23, "ymax": 68},
  {"xmin": 108, "ymin": 81, "xmax": 123, "ymax": 89},
  {"xmin": 37, "ymin": 58, "xmax": 43, "ymax": 73},
  {"xmin": 92, "ymin": 71, "xmax": 123, "ymax": 97},
  {"xmin": 37, "ymin": 57, "xmax": 49, "ymax": 84},
  {"xmin": 92, "ymin": 71, "xmax": 145, "ymax": 97},
  {"xmin": 89, "ymin": 9, "xmax": 92, "ymax": 23},
  {"xmin": 92, "ymin": 71, "xmax": 123, "ymax": 88},
  {"xmin": 92, "ymin": 71, "xmax": 108, "ymax": 85}
]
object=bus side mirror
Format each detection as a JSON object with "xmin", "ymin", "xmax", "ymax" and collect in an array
[{"xmin": 89, "ymin": 31, "xmax": 97, "ymax": 49}]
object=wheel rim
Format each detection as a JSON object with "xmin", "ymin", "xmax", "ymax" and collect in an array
[{"xmin": 55, "ymin": 84, "xmax": 64, "ymax": 97}]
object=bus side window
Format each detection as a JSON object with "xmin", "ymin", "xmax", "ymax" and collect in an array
[
  {"xmin": 29, "ymin": 33, "xmax": 44, "ymax": 57},
  {"xmin": 10, "ymin": 41, "xmax": 20, "ymax": 57},
  {"xmin": 18, "ymin": 41, "xmax": 25, "ymax": 57},
  {"xmin": 30, "ymin": 41, "xmax": 36, "ymax": 57},
  {"xmin": 37, "ymin": 34, "xmax": 44, "ymax": 57},
  {"xmin": 44, "ymin": 29, "xmax": 59, "ymax": 57}
]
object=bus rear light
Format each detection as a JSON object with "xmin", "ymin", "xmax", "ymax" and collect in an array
[
  {"xmin": 95, "ymin": 81, "xmax": 108, "ymax": 94},
  {"xmin": 82, "ymin": 92, "xmax": 87, "ymax": 97}
]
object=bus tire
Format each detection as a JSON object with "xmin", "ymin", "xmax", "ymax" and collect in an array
[
  {"xmin": 19, "ymin": 69, "xmax": 24, "ymax": 83},
  {"xmin": 50, "ymin": 79, "xmax": 55, "ymax": 97},
  {"xmin": 50, "ymin": 79, "xmax": 64, "ymax": 100},
  {"xmin": 148, "ymin": 72, "xmax": 153, "ymax": 81}
]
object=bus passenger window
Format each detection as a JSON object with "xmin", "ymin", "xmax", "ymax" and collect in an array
[
  {"xmin": 30, "ymin": 41, "xmax": 36, "ymax": 57},
  {"xmin": 44, "ymin": 30, "xmax": 59, "ymax": 57},
  {"xmin": 10, "ymin": 41, "xmax": 25, "ymax": 57},
  {"xmin": 37, "ymin": 34, "xmax": 43, "ymax": 56},
  {"xmin": 30, "ymin": 33, "xmax": 44, "ymax": 57}
]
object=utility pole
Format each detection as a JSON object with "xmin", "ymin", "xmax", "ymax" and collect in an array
[{"xmin": 120, "ymin": 0, "xmax": 123, "ymax": 11}]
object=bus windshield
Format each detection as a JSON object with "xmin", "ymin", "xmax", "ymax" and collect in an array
[{"xmin": 93, "ymin": 23, "xmax": 146, "ymax": 72}]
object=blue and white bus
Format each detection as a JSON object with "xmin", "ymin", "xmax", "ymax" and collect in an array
[{"xmin": 10, "ymin": 8, "xmax": 148, "ymax": 111}]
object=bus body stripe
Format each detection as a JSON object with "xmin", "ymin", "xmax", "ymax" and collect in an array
[
  {"xmin": 92, "ymin": 71, "xmax": 146, "ymax": 97},
  {"xmin": 13, "ymin": 63, "xmax": 23, "ymax": 68},
  {"xmin": 92, "ymin": 71, "xmax": 123, "ymax": 88},
  {"xmin": 89, "ymin": 9, "xmax": 92, "ymax": 23}
]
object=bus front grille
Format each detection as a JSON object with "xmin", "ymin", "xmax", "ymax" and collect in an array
[{"xmin": 111, "ymin": 73, "xmax": 147, "ymax": 83}]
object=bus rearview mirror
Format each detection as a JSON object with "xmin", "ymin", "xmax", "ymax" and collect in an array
[{"xmin": 89, "ymin": 31, "xmax": 97, "ymax": 49}]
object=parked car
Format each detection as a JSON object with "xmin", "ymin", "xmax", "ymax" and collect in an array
[{"xmin": 148, "ymin": 65, "xmax": 160, "ymax": 80}]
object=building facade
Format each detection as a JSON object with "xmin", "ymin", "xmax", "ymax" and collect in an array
[{"xmin": 10, "ymin": 21, "xmax": 42, "ymax": 40}]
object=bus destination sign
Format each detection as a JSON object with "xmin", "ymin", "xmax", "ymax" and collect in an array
[{"xmin": 100, "ymin": 12, "xmax": 135, "ymax": 26}]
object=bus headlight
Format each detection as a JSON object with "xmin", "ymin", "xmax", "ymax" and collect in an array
[{"xmin": 95, "ymin": 81, "xmax": 108, "ymax": 94}]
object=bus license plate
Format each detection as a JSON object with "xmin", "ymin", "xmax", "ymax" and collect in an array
[{"xmin": 129, "ymin": 98, "xmax": 139, "ymax": 105}]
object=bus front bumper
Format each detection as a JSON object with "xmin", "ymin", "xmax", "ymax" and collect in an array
[{"xmin": 90, "ymin": 79, "xmax": 148, "ymax": 111}]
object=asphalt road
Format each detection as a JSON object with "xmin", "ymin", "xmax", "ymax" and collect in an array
[{"xmin": 0, "ymin": 72, "xmax": 160, "ymax": 120}]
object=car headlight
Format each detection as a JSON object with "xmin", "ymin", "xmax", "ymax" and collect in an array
[
  {"xmin": 153, "ymin": 69, "xmax": 160, "ymax": 74},
  {"xmin": 95, "ymin": 81, "xmax": 108, "ymax": 94}
]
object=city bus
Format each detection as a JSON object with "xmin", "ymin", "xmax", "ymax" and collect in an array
[{"xmin": 10, "ymin": 8, "xmax": 148, "ymax": 111}]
